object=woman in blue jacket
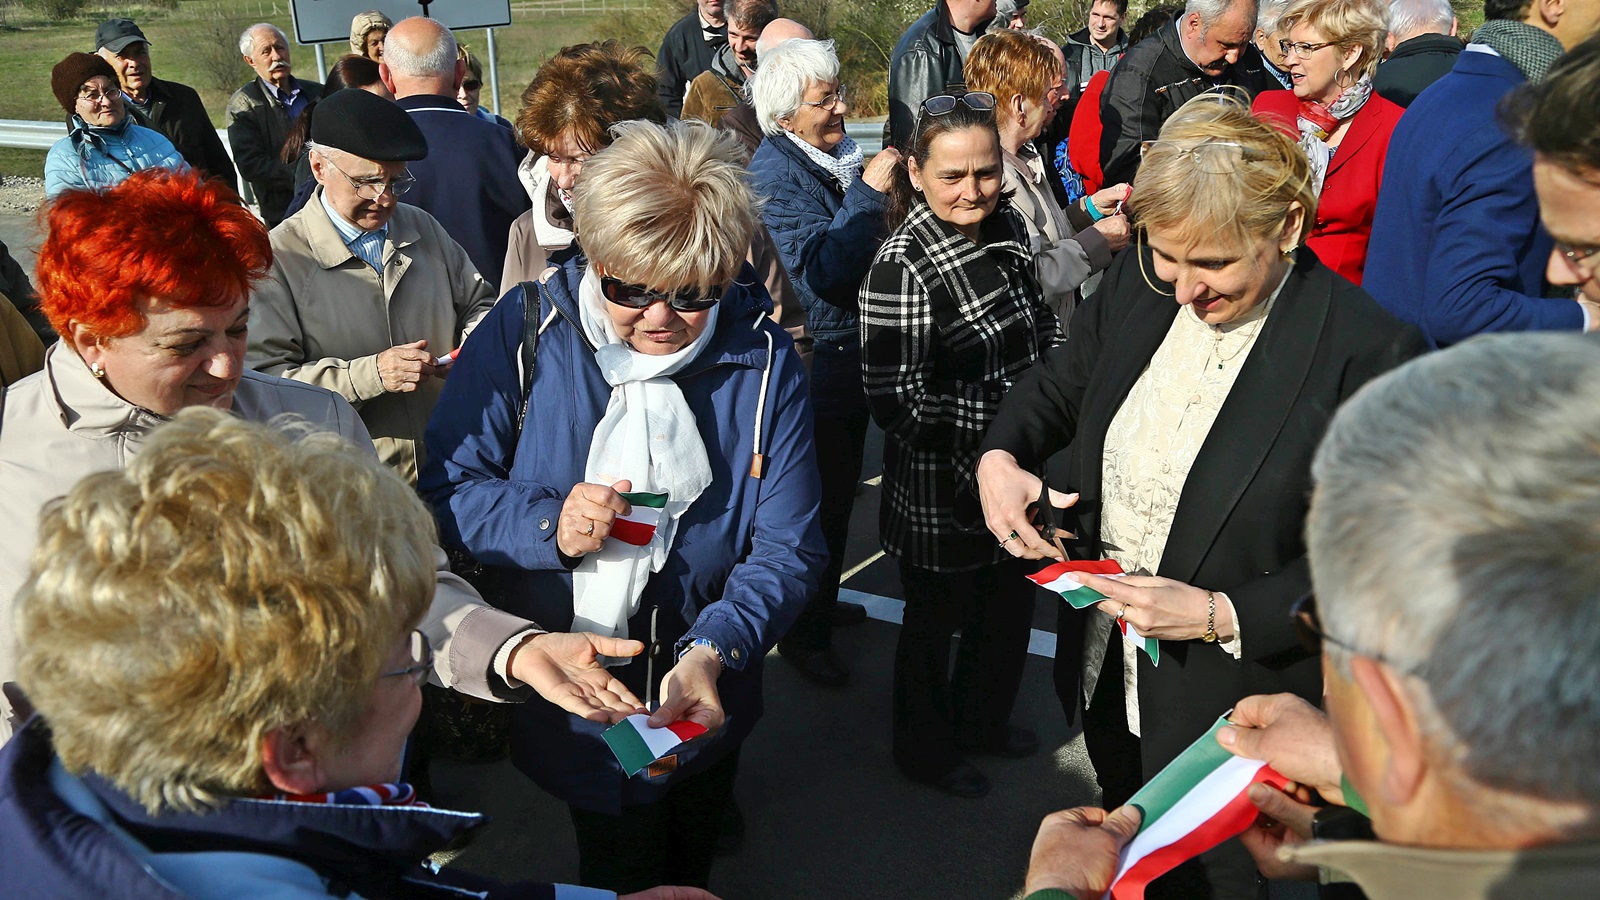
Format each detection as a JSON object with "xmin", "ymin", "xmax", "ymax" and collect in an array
[
  {"xmin": 45, "ymin": 53, "xmax": 185, "ymax": 198},
  {"xmin": 421, "ymin": 120, "xmax": 824, "ymax": 894},
  {"xmin": 746, "ymin": 38, "xmax": 900, "ymax": 685}
]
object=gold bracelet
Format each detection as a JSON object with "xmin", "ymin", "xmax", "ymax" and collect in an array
[{"xmin": 1202, "ymin": 590, "xmax": 1218, "ymax": 643}]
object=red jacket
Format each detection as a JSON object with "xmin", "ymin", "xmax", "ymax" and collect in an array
[
  {"xmin": 1068, "ymin": 70, "xmax": 1112, "ymax": 195},
  {"xmin": 1253, "ymin": 89, "xmax": 1403, "ymax": 286}
]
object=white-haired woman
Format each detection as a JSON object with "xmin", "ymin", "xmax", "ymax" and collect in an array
[
  {"xmin": 746, "ymin": 38, "xmax": 900, "ymax": 685},
  {"xmin": 422, "ymin": 119, "xmax": 824, "ymax": 893}
]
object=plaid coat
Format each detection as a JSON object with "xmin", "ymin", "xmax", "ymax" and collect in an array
[{"xmin": 860, "ymin": 201, "xmax": 1062, "ymax": 571}]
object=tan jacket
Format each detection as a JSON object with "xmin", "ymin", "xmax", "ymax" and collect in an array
[
  {"xmin": 0, "ymin": 293, "xmax": 44, "ymax": 390},
  {"xmin": 1002, "ymin": 146, "xmax": 1112, "ymax": 331},
  {"xmin": 682, "ymin": 67, "xmax": 744, "ymax": 128},
  {"xmin": 0, "ymin": 345, "xmax": 539, "ymax": 741},
  {"xmin": 1286, "ymin": 837, "xmax": 1600, "ymax": 899},
  {"xmin": 504, "ymin": 153, "xmax": 814, "ymax": 369},
  {"xmin": 248, "ymin": 191, "xmax": 497, "ymax": 483}
]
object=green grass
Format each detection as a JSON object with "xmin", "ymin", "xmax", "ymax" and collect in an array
[{"xmin": 0, "ymin": 0, "xmax": 614, "ymax": 176}]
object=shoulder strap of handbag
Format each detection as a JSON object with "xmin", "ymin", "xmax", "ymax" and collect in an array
[{"xmin": 515, "ymin": 278, "xmax": 589, "ymax": 431}]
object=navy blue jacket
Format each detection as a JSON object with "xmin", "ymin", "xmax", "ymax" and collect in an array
[
  {"xmin": 419, "ymin": 261, "xmax": 824, "ymax": 813},
  {"xmin": 749, "ymin": 134, "xmax": 888, "ymax": 343},
  {"xmin": 397, "ymin": 94, "xmax": 531, "ymax": 291},
  {"xmin": 0, "ymin": 719, "xmax": 566, "ymax": 899},
  {"xmin": 1365, "ymin": 49, "xmax": 1580, "ymax": 347}
]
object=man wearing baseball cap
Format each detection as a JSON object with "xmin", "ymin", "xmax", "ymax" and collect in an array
[
  {"xmin": 94, "ymin": 18, "xmax": 237, "ymax": 191},
  {"xmin": 246, "ymin": 89, "xmax": 495, "ymax": 485}
]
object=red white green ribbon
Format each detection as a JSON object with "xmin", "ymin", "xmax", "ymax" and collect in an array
[
  {"xmin": 602, "ymin": 713, "xmax": 708, "ymax": 776},
  {"xmin": 1108, "ymin": 715, "xmax": 1288, "ymax": 899},
  {"xmin": 1028, "ymin": 559, "xmax": 1159, "ymax": 665},
  {"xmin": 612, "ymin": 490, "xmax": 668, "ymax": 546}
]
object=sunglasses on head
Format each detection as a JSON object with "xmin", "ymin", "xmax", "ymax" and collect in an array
[
  {"xmin": 600, "ymin": 276, "xmax": 723, "ymax": 312},
  {"xmin": 920, "ymin": 90, "xmax": 997, "ymax": 117}
]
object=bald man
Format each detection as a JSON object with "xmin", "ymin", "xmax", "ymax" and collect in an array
[
  {"xmin": 379, "ymin": 16, "xmax": 529, "ymax": 291},
  {"xmin": 719, "ymin": 17, "xmax": 816, "ymax": 159}
]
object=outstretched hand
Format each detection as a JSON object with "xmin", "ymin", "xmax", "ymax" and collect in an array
[
  {"xmin": 508, "ymin": 632, "xmax": 646, "ymax": 723},
  {"xmin": 1024, "ymin": 805, "xmax": 1143, "ymax": 897}
]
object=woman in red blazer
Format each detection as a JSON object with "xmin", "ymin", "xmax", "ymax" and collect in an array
[{"xmin": 1253, "ymin": 0, "xmax": 1401, "ymax": 286}]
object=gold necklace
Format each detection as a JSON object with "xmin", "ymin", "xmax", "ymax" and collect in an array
[{"xmin": 1209, "ymin": 313, "xmax": 1267, "ymax": 369}]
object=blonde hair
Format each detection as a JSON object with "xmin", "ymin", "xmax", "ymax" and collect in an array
[
  {"xmin": 573, "ymin": 119, "xmax": 759, "ymax": 292},
  {"xmin": 1131, "ymin": 93, "xmax": 1317, "ymax": 253},
  {"xmin": 16, "ymin": 409, "xmax": 435, "ymax": 814},
  {"xmin": 963, "ymin": 30, "xmax": 1059, "ymax": 128},
  {"xmin": 1279, "ymin": 0, "xmax": 1389, "ymax": 80}
]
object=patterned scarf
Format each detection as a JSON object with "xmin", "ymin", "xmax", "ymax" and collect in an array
[
  {"xmin": 261, "ymin": 782, "xmax": 428, "ymax": 807},
  {"xmin": 1296, "ymin": 75, "xmax": 1373, "ymax": 196},
  {"xmin": 1471, "ymin": 19, "xmax": 1565, "ymax": 84},
  {"xmin": 785, "ymin": 131, "xmax": 864, "ymax": 193}
]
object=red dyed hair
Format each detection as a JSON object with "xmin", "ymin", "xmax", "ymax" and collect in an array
[{"xmin": 36, "ymin": 168, "xmax": 272, "ymax": 340}]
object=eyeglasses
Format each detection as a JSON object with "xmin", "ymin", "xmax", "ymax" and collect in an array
[
  {"xmin": 1140, "ymin": 139, "xmax": 1268, "ymax": 174},
  {"xmin": 801, "ymin": 84, "xmax": 848, "ymax": 111},
  {"xmin": 462, "ymin": 79, "xmax": 482, "ymax": 91},
  {"xmin": 600, "ymin": 275, "xmax": 723, "ymax": 312},
  {"xmin": 1290, "ymin": 592, "xmax": 1418, "ymax": 674},
  {"xmin": 920, "ymin": 91, "xmax": 997, "ymax": 117},
  {"xmin": 77, "ymin": 89, "xmax": 118, "ymax": 105},
  {"xmin": 382, "ymin": 629, "xmax": 434, "ymax": 686},
  {"xmin": 1279, "ymin": 39, "xmax": 1337, "ymax": 59},
  {"xmin": 317, "ymin": 152, "xmax": 415, "ymax": 200},
  {"xmin": 1554, "ymin": 240, "xmax": 1600, "ymax": 276}
]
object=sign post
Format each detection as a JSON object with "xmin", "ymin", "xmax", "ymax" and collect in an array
[{"xmin": 287, "ymin": 0, "xmax": 511, "ymax": 44}]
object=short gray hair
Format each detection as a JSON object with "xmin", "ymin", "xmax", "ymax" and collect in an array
[
  {"xmin": 1186, "ymin": 0, "xmax": 1258, "ymax": 28},
  {"xmin": 1309, "ymin": 332, "xmax": 1600, "ymax": 807},
  {"xmin": 747, "ymin": 38, "xmax": 840, "ymax": 136},
  {"xmin": 574, "ymin": 119, "xmax": 759, "ymax": 293},
  {"xmin": 383, "ymin": 17, "xmax": 457, "ymax": 78},
  {"xmin": 1386, "ymin": 0, "xmax": 1453, "ymax": 41},
  {"xmin": 239, "ymin": 23, "xmax": 286, "ymax": 56},
  {"xmin": 1257, "ymin": 0, "xmax": 1292, "ymax": 36}
]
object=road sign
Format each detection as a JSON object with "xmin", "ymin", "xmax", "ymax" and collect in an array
[{"xmin": 288, "ymin": 0, "xmax": 511, "ymax": 44}]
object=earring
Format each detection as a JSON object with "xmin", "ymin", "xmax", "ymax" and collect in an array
[
  {"xmin": 1281, "ymin": 246, "xmax": 1296, "ymax": 261},
  {"xmin": 89, "ymin": 362, "xmax": 106, "ymax": 379}
]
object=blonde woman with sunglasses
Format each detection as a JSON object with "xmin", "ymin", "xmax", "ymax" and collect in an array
[{"xmin": 975, "ymin": 94, "xmax": 1423, "ymax": 897}]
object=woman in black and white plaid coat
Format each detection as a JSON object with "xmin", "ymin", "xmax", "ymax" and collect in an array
[{"xmin": 859, "ymin": 92, "xmax": 1063, "ymax": 799}]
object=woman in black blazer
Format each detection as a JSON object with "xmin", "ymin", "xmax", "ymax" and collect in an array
[{"xmin": 976, "ymin": 96, "xmax": 1425, "ymax": 898}]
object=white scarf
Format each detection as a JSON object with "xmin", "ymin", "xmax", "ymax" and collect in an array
[
  {"xmin": 784, "ymin": 131, "xmax": 864, "ymax": 193},
  {"xmin": 569, "ymin": 267, "xmax": 718, "ymax": 652},
  {"xmin": 517, "ymin": 151, "xmax": 577, "ymax": 251}
]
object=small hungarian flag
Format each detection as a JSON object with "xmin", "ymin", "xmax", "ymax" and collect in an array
[
  {"xmin": 1108, "ymin": 716, "xmax": 1289, "ymax": 899},
  {"xmin": 612, "ymin": 490, "xmax": 668, "ymax": 546},
  {"xmin": 602, "ymin": 713, "xmax": 707, "ymax": 776},
  {"xmin": 1028, "ymin": 560, "xmax": 1159, "ymax": 665}
]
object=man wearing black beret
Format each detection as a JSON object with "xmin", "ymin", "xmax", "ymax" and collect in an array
[{"xmin": 245, "ymin": 89, "xmax": 496, "ymax": 485}]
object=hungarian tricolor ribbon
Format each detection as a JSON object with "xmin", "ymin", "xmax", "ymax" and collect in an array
[
  {"xmin": 613, "ymin": 490, "xmax": 668, "ymax": 546},
  {"xmin": 1027, "ymin": 559, "xmax": 1159, "ymax": 665},
  {"xmin": 602, "ymin": 713, "xmax": 708, "ymax": 777}
]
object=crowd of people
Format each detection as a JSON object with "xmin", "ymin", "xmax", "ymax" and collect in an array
[{"xmin": 1, "ymin": 0, "xmax": 1599, "ymax": 897}]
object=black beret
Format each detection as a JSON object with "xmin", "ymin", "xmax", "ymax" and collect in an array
[{"xmin": 311, "ymin": 89, "xmax": 428, "ymax": 162}]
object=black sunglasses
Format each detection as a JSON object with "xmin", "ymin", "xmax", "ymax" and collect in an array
[
  {"xmin": 600, "ymin": 276, "xmax": 723, "ymax": 312},
  {"xmin": 920, "ymin": 90, "xmax": 997, "ymax": 117},
  {"xmin": 462, "ymin": 79, "xmax": 482, "ymax": 91}
]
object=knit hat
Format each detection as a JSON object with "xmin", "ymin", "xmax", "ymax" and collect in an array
[
  {"xmin": 52, "ymin": 52, "xmax": 119, "ymax": 114},
  {"xmin": 349, "ymin": 10, "xmax": 393, "ymax": 56}
]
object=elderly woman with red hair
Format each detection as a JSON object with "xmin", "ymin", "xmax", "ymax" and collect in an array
[{"xmin": 0, "ymin": 168, "xmax": 651, "ymax": 746}]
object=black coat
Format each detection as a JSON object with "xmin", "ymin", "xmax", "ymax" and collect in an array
[
  {"xmin": 129, "ymin": 77, "xmax": 237, "ymax": 191},
  {"xmin": 1098, "ymin": 17, "xmax": 1280, "ymax": 186},
  {"xmin": 657, "ymin": 11, "xmax": 724, "ymax": 118},
  {"xmin": 979, "ymin": 247, "xmax": 1426, "ymax": 775},
  {"xmin": 226, "ymin": 77, "xmax": 323, "ymax": 227},
  {"xmin": 1374, "ymin": 33, "xmax": 1464, "ymax": 108}
]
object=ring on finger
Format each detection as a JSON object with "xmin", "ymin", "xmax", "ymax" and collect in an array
[
  {"xmin": 1116, "ymin": 602, "xmax": 1128, "ymax": 621},
  {"xmin": 583, "ymin": 521, "xmax": 595, "ymax": 537},
  {"xmin": 999, "ymin": 534, "xmax": 1017, "ymax": 547}
]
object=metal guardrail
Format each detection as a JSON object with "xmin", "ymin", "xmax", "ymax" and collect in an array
[{"xmin": 845, "ymin": 121, "xmax": 884, "ymax": 157}]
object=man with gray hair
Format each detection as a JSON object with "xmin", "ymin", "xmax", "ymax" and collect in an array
[
  {"xmin": 1374, "ymin": 0, "xmax": 1460, "ymax": 106},
  {"xmin": 226, "ymin": 23, "xmax": 322, "ymax": 227},
  {"xmin": 1020, "ymin": 332, "xmax": 1600, "ymax": 899},
  {"xmin": 378, "ymin": 16, "xmax": 529, "ymax": 291},
  {"xmin": 1252, "ymin": 0, "xmax": 1293, "ymax": 87},
  {"xmin": 1098, "ymin": 0, "xmax": 1278, "ymax": 185}
]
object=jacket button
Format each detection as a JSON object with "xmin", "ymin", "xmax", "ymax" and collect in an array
[
  {"xmin": 730, "ymin": 649, "xmax": 742, "ymax": 661},
  {"xmin": 538, "ymin": 518, "xmax": 551, "ymax": 530}
]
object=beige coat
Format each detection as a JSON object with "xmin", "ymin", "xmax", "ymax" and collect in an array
[
  {"xmin": 0, "ymin": 293, "xmax": 44, "ymax": 390},
  {"xmin": 248, "ymin": 191, "xmax": 497, "ymax": 483},
  {"xmin": 1002, "ymin": 146, "xmax": 1113, "ymax": 331},
  {"xmin": 503, "ymin": 152, "xmax": 813, "ymax": 369},
  {"xmin": 1285, "ymin": 836, "xmax": 1600, "ymax": 898},
  {"xmin": 0, "ymin": 345, "xmax": 540, "ymax": 741}
]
